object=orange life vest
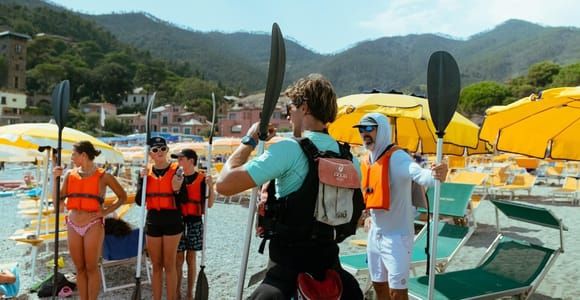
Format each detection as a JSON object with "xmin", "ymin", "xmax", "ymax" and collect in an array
[
  {"xmin": 181, "ymin": 172, "xmax": 205, "ymax": 216},
  {"xmin": 65, "ymin": 168, "xmax": 105, "ymax": 212},
  {"xmin": 360, "ymin": 146, "xmax": 400, "ymax": 210},
  {"xmin": 146, "ymin": 163, "xmax": 178, "ymax": 210}
]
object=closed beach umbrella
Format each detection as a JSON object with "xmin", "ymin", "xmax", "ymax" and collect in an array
[
  {"xmin": 0, "ymin": 123, "xmax": 123, "ymax": 163},
  {"xmin": 328, "ymin": 92, "xmax": 484, "ymax": 155},
  {"xmin": 480, "ymin": 87, "xmax": 580, "ymax": 161}
]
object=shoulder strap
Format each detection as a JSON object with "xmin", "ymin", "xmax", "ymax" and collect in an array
[{"xmin": 295, "ymin": 137, "xmax": 320, "ymax": 161}]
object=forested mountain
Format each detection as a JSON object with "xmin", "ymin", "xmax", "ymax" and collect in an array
[
  {"xmin": 2, "ymin": 0, "xmax": 580, "ymax": 97},
  {"xmin": 88, "ymin": 14, "xmax": 580, "ymax": 95}
]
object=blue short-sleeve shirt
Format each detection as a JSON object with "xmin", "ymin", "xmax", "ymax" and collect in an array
[{"xmin": 245, "ymin": 131, "xmax": 361, "ymax": 198}]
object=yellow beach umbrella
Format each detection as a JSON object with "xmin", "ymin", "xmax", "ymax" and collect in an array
[
  {"xmin": 0, "ymin": 123, "xmax": 123, "ymax": 163},
  {"xmin": 480, "ymin": 87, "xmax": 580, "ymax": 161},
  {"xmin": 328, "ymin": 93, "xmax": 483, "ymax": 155}
]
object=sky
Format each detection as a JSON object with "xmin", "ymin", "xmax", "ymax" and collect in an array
[{"xmin": 49, "ymin": 0, "xmax": 580, "ymax": 54}]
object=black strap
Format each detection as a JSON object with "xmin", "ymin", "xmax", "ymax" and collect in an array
[{"xmin": 65, "ymin": 193, "xmax": 104, "ymax": 203}]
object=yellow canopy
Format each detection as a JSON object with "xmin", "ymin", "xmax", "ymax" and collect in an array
[
  {"xmin": 480, "ymin": 87, "xmax": 580, "ymax": 161},
  {"xmin": 0, "ymin": 123, "xmax": 123, "ymax": 163},
  {"xmin": 328, "ymin": 93, "xmax": 483, "ymax": 155}
]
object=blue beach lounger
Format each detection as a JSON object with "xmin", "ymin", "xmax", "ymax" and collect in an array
[{"xmin": 407, "ymin": 199, "xmax": 567, "ymax": 300}]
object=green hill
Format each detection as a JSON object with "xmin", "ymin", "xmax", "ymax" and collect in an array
[{"xmin": 3, "ymin": 0, "xmax": 580, "ymax": 96}]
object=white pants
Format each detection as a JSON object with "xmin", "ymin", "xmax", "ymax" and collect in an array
[{"xmin": 367, "ymin": 228, "xmax": 413, "ymax": 289}]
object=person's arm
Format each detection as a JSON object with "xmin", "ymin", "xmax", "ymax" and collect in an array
[
  {"xmin": 205, "ymin": 175, "xmax": 215, "ymax": 208},
  {"xmin": 52, "ymin": 167, "xmax": 69, "ymax": 213},
  {"xmin": 101, "ymin": 173, "xmax": 127, "ymax": 216},
  {"xmin": 0, "ymin": 269, "xmax": 15, "ymax": 284},
  {"xmin": 215, "ymin": 142, "xmax": 257, "ymax": 196},
  {"xmin": 216, "ymin": 122, "xmax": 275, "ymax": 196}
]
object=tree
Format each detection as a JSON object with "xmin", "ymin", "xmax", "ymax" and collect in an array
[
  {"xmin": 527, "ymin": 61, "xmax": 560, "ymax": 88},
  {"xmin": 551, "ymin": 63, "xmax": 580, "ymax": 87},
  {"xmin": 459, "ymin": 81, "xmax": 511, "ymax": 114},
  {"xmin": 93, "ymin": 62, "xmax": 132, "ymax": 104}
]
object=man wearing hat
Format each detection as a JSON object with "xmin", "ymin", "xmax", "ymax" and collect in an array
[
  {"xmin": 354, "ymin": 112, "xmax": 448, "ymax": 300},
  {"xmin": 171, "ymin": 149, "xmax": 214, "ymax": 300}
]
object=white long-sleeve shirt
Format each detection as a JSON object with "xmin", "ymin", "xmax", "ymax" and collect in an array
[{"xmin": 370, "ymin": 149, "xmax": 436, "ymax": 236}]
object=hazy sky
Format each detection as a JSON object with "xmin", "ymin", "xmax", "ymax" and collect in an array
[{"xmin": 50, "ymin": 0, "xmax": 580, "ymax": 54}]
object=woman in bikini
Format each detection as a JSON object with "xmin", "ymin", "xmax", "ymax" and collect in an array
[
  {"xmin": 53, "ymin": 141, "xmax": 127, "ymax": 300},
  {"xmin": 135, "ymin": 136, "xmax": 183, "ymax": 300}
]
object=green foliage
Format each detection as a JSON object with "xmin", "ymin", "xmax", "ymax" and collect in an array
[
  {"xmin": 103, "ymin": 117, "xmax": 133, "ymax": 135},
  {"xmin": 526, "ymin": 61, "xmax": 560, "ymax": 87},
  {"xmin": 459, "ymin": 81, "xmax": 511, "ymax": 114},
  {"xmin": 552, "ymin": 63, "xmax": 580, "ymax": 87}
]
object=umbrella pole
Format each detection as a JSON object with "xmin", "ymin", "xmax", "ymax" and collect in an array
[{"xmin": 31, "ymin": 151, "xmax": 50, "ymax": 281}]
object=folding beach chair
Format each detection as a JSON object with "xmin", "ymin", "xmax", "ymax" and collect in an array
[
  {"xmin": 100, "ymin": 228, "xmax": 151, "ymax": 292},
  {"xmin": 340, "ymin": 183, "xmax": 476, "ymax": 279},
  {"xmin": 551, "ymin": 176, "xmax": 580, "ymax": 205},
  {"xmin": 408, "ymin": 199, "xmax": 567, "ymax": 300},
  {"xmin": 495, "ymin": 173, "xmax": 537, "ymax": 200}
]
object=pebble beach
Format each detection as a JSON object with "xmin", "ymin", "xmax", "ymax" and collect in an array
[{"xmin": 1, "ymin": 166, "xmax": 579, "ymax": 299}]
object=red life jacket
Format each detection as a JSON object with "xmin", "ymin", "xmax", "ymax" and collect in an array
[
  {"xmin": 66, "ymin": 168, "xmax": 105, "ymax": 212},
  {"xmin": 360, "ymin": 146, "xmax": 400, "ymax": 210},
  {"xmin": 146, "ymin": 163, "xmax": 178, "ymax": 210},
  {"xmin": 181, "ymin": 172, "xmax": 205, "ymax": 216}
]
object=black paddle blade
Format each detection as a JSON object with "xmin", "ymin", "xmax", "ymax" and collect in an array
[
  {"xmin": 145, "ymin": 92, "xmax": 157, "ymax": 143},
  {"xmin": 427, "ymin": 51, "xmax": 460, "ymax": 137},
  {"xmin": 209, "ymin": 93, "xmax": 217, "ymax": 144},
  {"xmin": 131, "ymin": 277, "xmax": 141, "ymax": 300},
  {"xmin": 259, "ymin": 23, "xmax": 286, "ymax": 140},
  {"xmin": 194, "ymin": 266, "xmax": 209, "ymax": 300},
  {"xmin": 51, "ymin": 80, "xmax": 70, "ymax": 129}
]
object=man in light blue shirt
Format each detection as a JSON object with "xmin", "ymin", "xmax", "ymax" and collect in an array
[{"xmin": 217, "ymin": 74, "xmax": 363, "ymax": 299}]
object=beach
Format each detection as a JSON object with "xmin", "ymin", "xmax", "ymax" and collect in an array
[{"xmin": 2, "ymin": 171, "xmax": 579, "ymax": 299}]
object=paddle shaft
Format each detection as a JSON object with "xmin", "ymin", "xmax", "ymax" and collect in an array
[
  {"xmin": 200, "ymin": 93, "xmax": 216, "ymax": 269},
  {"xmin": 236, "ymin": 142, "xmax": 265, "ymax": 300},
  {"xmin": 52, "ymin": 131, "xmax": 63, "ymax": 299}
]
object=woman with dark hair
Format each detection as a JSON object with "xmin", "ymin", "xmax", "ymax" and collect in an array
[
  {"xmin": 135, "ymin": 136, "xmax": 183, "ymax": 300},
  {"xmin": 53, "ymin": 140, "xmax": 127, "ymax": 300}
]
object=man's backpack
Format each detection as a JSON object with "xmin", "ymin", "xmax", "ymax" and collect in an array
[{"xmin": 257, "ymin": 137, "xmax": 364, "ymax": 253}]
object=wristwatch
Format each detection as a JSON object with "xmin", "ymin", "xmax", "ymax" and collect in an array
[{"xmin": 241, "ymin": 135, "xmax": 258, "ymax": 149}]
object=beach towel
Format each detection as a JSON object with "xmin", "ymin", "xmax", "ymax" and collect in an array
[{"xmin": 0, "ymin": 265, "xmax": 19, "ymax": 298}]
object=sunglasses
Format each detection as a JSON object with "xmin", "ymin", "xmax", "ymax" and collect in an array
[
  {"xmin": 285, "ymin": 98, "xmax": 307, "ymax": 116},
  {"xmin": 357, "ymin": 126, "xmax": 377, "ymax": 133},
  {"xmin": 150, "ymin": 146, "xmax": 168, "ymax": 153}
]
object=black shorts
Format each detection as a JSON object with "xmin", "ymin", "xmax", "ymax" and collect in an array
[{"xmin": 146, "ymin": 209, "xmax": 183, "ymax": 237}]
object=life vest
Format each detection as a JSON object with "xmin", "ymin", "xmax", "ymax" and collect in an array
[
  {"xmin": 65, "ymin": 168, "xmax": 105, "ymax": 212},
  {"xmin": 181, "ymin": 172, "xmax": 205, "ymax": 216},
  {"xmin": 146, "ymin": 163, "xmax": 178, "ymax": 210},
  {"xmin": 360, "ymin": 145, "xmax": 400, "ymax": 210}
]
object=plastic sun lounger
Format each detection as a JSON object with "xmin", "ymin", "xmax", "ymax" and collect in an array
[
  {"xmin": 494, "ymin": 173, "xmax": 537, "ymax": 200},
  {"xmin": 340, "ymin": 183, "xmax": 476, "ymax": 277},
  {"xmin": 408, "ymin": 199, "xmax": 566, "ymax": 300},
  {"xmin": 551, "ymin": 176, "xmax": 580, "ymax": 205}
]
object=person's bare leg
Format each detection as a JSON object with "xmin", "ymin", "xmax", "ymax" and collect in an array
[
  {"xmin": 389, "ymin": 288, "xmax": 408, "ymax": 300},
  {"xmin": 162, "ymin": 233, "xmax": 182, "ymax": 300},
  {"xmin": 83, "ymin": 223, "xmax": 104, "ymax": 300},
  {"xmin": 176, "ymin": 251, "xmax": 185, "ymax": 300},
  {"xmin": 185, "ymin": 250, "xmax": 196, "ymax": 300},
  {"xmin": 67, "ymin": 227, "xmax": 88, "ymax": 300},
  {"xmin": 372, "ymin": 281, "xmax": 390, "ymax": 300},
  {"xmin": 147, "ymin": 236, "xmax": 164, "ymax": 300}
]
